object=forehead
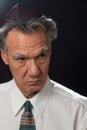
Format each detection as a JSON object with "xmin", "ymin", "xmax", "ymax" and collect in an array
[{"xmin": 6, "ymin": 28, "xmax": 49, "ymax": 51}]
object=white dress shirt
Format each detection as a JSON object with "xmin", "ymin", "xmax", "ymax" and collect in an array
[{"xmin": 0, "ymin": 77, "xmax": 87, "ymax": 130}]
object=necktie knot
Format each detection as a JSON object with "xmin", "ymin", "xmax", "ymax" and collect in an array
[{"xmin": 24, "ymin": 101, "xmax": 30, "ymax": 112}]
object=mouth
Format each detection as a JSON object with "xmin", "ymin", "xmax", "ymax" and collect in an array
[{"xmin": 25, "ymin": 80, "xmax": 41, "ymax": 87}]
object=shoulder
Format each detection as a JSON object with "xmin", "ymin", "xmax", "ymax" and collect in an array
[
  {"xmin": 49, "ymin": 79, "xmax": 87, "ymax": 107},
  {"xmin": 0, "ymin": 79, "xmax": 13, "ymax": 91}
]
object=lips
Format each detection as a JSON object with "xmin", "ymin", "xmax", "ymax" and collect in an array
[{"xmin": 25, "ymin": 80, "xmax": 41, "ymax": 86}]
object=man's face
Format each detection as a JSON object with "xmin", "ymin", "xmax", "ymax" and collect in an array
[{"xmin": 1, "ymin": 29, "xmax": 52, "ymax": 98}]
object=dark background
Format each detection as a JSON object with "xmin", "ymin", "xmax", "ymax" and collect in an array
[{"xmin": 0, "ymin": 0, "xmax": 87, "ymax": 96}]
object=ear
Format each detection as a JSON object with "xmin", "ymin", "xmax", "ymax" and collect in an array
[{"xmin": 0, "ymin": 50, "xmax": 9, "ymax": 65}]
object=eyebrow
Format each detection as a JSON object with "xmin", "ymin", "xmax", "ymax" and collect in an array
[{"xmin": 12, "ymin": 45, "xmax": 50, "ymax": 59}]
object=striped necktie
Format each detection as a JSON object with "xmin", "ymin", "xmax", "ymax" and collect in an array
[{"xmin": 19, "ymin": 101, "xmax": 36, "ymax": 130}]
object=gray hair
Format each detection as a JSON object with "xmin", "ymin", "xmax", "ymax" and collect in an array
[{"xmin": 0, "ymin": 15, "xmax": 57, "ymax": 51}]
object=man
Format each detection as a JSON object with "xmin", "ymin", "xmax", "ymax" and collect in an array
[{"xmin": 0, "ymin": 3, "xmax": 87, "ymax": 130}]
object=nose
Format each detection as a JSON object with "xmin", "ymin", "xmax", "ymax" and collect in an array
[{"xmin": 27, "ymin": 59, "xmax": 40, "ymax": 77}]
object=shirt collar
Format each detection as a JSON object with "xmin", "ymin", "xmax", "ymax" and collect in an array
[
  {"xmin": 10, "ymin": 79, "xmax": 27, "ymax": 116},
  {"xmin": 10, "ymin": 77, "xmax": 52, "ymax": 117},
  {"xmin": 30, "ymin": 77, "xmax": 52, "ymax": 116}
]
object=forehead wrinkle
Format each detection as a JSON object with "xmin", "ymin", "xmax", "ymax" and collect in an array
[
  {"xmin": 23, "ymin": 38, "xmax": 49, "ymax": 49},
  {"xmin": 12, "ymin": 38, "xmax": 49, "ymax": 52},
  {"xmin": 12, "ymin": 45, "xmax": 50, "ymax": 59}
]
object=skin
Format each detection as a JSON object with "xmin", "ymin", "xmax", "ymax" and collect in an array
[{"xmin": 1, "ymin": 28, "xmax": 52, "ymax": 98}]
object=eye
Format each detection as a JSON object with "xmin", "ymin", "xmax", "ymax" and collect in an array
[
  {"xmin": 37, "ymin": 52, "xmax": 48, "ymax": 60},
  {"xmin": 39, "ymin": 53, "xmax": 46, "ymax": 58},
  {"xmin": 17, "ymin": 57, "xmax": 26, "ymax": 63}
]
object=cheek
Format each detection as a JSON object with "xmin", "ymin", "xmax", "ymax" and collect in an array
[
  {"xmin": 6, "ymin": 56, "xmax": 27, "ymax": 81},
  {"xmin": 9, "ymin": 63, "xmax": 26, "ymax": 80},
  {"xmin": 41, "ymin": 60, "xmax": 50, "ymax": 74}
]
